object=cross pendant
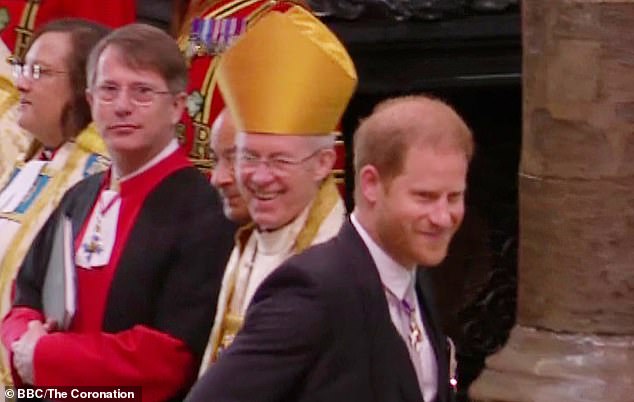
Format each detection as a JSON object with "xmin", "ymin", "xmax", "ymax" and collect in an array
[
  {"xmin": 409, "ymin": 320, "xmax": 423, "ymax": 351},
  {"xmin": 83, "ymin": 234, "xmax": 103, "ymax": 261}
]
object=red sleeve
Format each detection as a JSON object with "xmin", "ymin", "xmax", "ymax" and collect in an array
[
  {"xmin": 33, "ymin": 325, "xmax": 194, "ymax": 402},
  {"xmin": 1, "ymin": 307, "xmax": 45, "ymax": 386},
  {"xmin": 1, "ymin": 307, "xmax": 44, "ymax": 351}
]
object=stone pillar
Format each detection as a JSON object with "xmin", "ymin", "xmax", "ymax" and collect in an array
[{"xmin": 469, "ymin": 1, "xmax": 634, "ymax": 401}]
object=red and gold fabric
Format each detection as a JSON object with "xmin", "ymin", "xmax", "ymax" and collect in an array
[
  {"xmin": 0, "ymin": 0, "xmax": 135, "ymax": 59},
  {"xmin": 177, "ymin": 0, "xmax": 293, "ymax": 173},
  {"xmin": 177, "ymin": 0, "xmax": 347, "ymax": 193},
  {"xmin": 0, "ymin": 145, "xmax": 234, "ymax": 400}
]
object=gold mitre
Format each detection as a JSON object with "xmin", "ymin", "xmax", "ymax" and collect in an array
[{"xmin": 217, "ymin": 5, "xmax": 357, "ymax": 136}]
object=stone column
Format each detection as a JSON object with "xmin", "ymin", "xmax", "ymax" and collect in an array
[{"xmin": 469, "ymin": 1, "xmax": 634, "ymax": 401}]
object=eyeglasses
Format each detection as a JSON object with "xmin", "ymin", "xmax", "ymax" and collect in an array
[
  {"xmin": 91, "ymin": 83, "xmax": 172, "ymax": 106},
  {"xmin": 9, "ymin": 59, "xmax": 68, "ymax": 81},
  {"xmin": 237, "ymin": 148, "xmax": 323, "ymax": 176}
]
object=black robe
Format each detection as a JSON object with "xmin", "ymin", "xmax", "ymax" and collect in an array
[{"xmin": 6, "ymin": 165, "xmax": 236, "ymax": 401}]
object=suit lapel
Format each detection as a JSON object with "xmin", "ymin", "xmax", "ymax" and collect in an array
[
  {"xmin": 416, "ymin": 270, "xmax": 449, "ymax": 402},
  {"xmin": 67, "ymin": 173, "xmax": 104, "ymax": 239},
  {"xmin": 338, "ymin": 220, "xmax": 424, "ymax": 402}
]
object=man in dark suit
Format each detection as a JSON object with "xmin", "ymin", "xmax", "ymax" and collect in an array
[
  {"xmin": 1, "ymin": 24, "xmax": 235, "ymax": 401},
  {"xmin": 187, "ymin": 95, "xmax": 473, "ymax": 402}
]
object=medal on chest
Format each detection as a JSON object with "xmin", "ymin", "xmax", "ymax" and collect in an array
[{"xmin": 187, "ymin": 16, "xmax": 247, "ymax": 58}]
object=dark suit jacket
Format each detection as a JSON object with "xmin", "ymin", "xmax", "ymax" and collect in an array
[
  {"xmin": 13, "ymin": 167, "xmax": 236, "ymax": 401},
  {"xmin": 187, "ymin": 219, "xmax": 454, "ymax": 402}
]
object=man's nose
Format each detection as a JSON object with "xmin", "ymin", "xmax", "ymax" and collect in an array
[
  {"xmin": 248, "ymin": 160, "xmax": 276, "ymax": 184},
  {"xmin": 16, "ymin": 73, "xmax": 31, "ymax": 93},
  {"xmin": 113, "ymin": 88, "xmax": 135, "ymax": 114},
  {"xmin": 211, "ymin": 163, "xmax": 233, "ymax": 188},
  {"xmin": 429, "ymin": 199, "xmax": 453, "ymax": 228}
]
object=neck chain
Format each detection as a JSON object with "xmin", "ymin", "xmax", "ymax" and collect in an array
[{"xmin": 81, "ymin": 174, "xmax": 120, "ymax": 264}]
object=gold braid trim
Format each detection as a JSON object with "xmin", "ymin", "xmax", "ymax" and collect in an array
[
  {"xmin": 0, "ymin": 125, "xmax": 108, "ymax": 385},
  {"xmin": 75, "ymin": 123, "xmax": 108, "ymax": 155},
  {"xmin": 199, "ymin": 60, "xmax": 219, "ymax": 123},
  {"xmin": 0, "ymin": 81, "xmax": 31, "ymax": 176},
  {"xmin": 292, "ymin": 175, "xmax": 339, "ymax": 253},
  {"xmin": 14, "ymin": 1, "xmax": 40, "ymax": 59},
  {"xmin": 0, "ymin": 77, "xmax": 18, "ymax": 117}
]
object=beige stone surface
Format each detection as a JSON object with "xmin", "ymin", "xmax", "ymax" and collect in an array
[
  {"xmin": 522, "ymin": 3, "xmax": 634, "ymax": 178},
  {"xmin": 470, "ymin": 326, "xmax": 634, "ymax": 402},
  {"xmin": 471, "ymin": 0, "xmax": 634, "ymax": 399},
  {"xmin": 518, "ymin": 174, "xmax": 634, "ymax": 334}
]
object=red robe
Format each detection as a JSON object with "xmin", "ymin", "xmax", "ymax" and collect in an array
[
  {"xmin": 1, "ymin": 149, "xmax": 208, "ymax": 402},
  {"xmin": 0, "ymin": 0, "xmax": 135, "ymax": 58}
]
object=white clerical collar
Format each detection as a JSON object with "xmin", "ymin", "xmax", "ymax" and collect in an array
[
  {"xmin": 350, "ymin": 212, "xmax": 416, "ymax": 301},
  {"xmin": 255, "ymin": 200, "xmax": 312, "ymax": 255},
  {"xmin": 114, "ymin": 139, "xmax": 179, "ymax": 183}
]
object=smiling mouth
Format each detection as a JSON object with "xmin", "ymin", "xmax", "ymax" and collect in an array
[
  {"xmin": 419, "ymin": 231, "xmax": 453, "ymax": 243},
  {"xmin": 251, "ymin": 190, "xmax": 279, "ymax": 201},
  {"xmin": 109, "ymin": 124, "xmax": 140, "ymax": 130}
]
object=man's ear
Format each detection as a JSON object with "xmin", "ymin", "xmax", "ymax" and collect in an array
[
  {"xmin": 312, "ymin": 147, "xmax": 336, "ymax": 181},
  {"xmin": 359, "ymin": 165, "xmax": 381, "ymax": 205},
  {"xmin": 85, "ymin": 89, "xmax": 94, "ymax": 109},
  {"xmin": 171, "ymin": 91, "xmax": 187, "ymax": 125}
]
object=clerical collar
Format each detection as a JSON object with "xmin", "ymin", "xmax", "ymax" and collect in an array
[
  {"xmin": 255, "ymin": 200, "xmax": 312, "ymax": 255},
  {"xmin": 350, "ymin": 213, "xmax": 416, "ymax": 302},
  {"xmin": 113, "ymin": 139, "xmax": 180, "ymax": 184}
]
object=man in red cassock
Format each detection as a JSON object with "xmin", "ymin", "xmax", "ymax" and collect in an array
[{"xmin": 1, "ymin": 23, "xmax": 235, "ymax": 401}]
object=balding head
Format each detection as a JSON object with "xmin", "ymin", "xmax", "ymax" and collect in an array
[
  {"xmin": 353, "ymin": 95, "xmax": 473, "ymax": 195},
  {"xmin": 210, "ymin": 108, "xmax": 250, "ymax": 224}
]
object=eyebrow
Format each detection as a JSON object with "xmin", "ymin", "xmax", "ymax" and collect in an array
[
  {"xmin": 26, "ymin": 59, "xmax": 56, "ymax": 68},
  {"xmin": 97, "ymin": 79, "xmax": 161, "ymax": 87},
  {"xmin": 241, "ymin": 149, "xmax": 296, "ymax": 158}
]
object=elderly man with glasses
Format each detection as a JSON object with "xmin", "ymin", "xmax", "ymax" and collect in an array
[
  {"xmin": 1, "ymin": 23, "xmax": 235, "ymax": 401},
  {"xmin": 197, "ymin": 5, "xmax": 357, "ymax": 372}
]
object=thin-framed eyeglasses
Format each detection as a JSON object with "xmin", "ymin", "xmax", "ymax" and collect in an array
[
  {"xmin": 236, "ymin": 147, "xmax": 324, "ymax": 176},
  {"xmin": 90, "ymin": 83, "xmax": 173, "ymax": 106},
  {"xmin": 9, "ymin": 58, "xmax": 68, "ymax": 81}
]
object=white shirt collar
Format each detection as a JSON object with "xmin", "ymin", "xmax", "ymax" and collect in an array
[
  {"xmin": 350, "ymin": 212, "xmax": 415, "ymax": 301},
  {"xmin": 114, "ymin": 139, "xmax": 179, "ymax": 183},
  {"xmin": 255, "ymin": 201, "xmax": 312, "ymax": 255}
]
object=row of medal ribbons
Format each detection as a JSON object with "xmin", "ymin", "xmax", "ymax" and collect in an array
[{"xmin": 188, "ymin": 17, "xmax": 247, "ymax": 57}]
